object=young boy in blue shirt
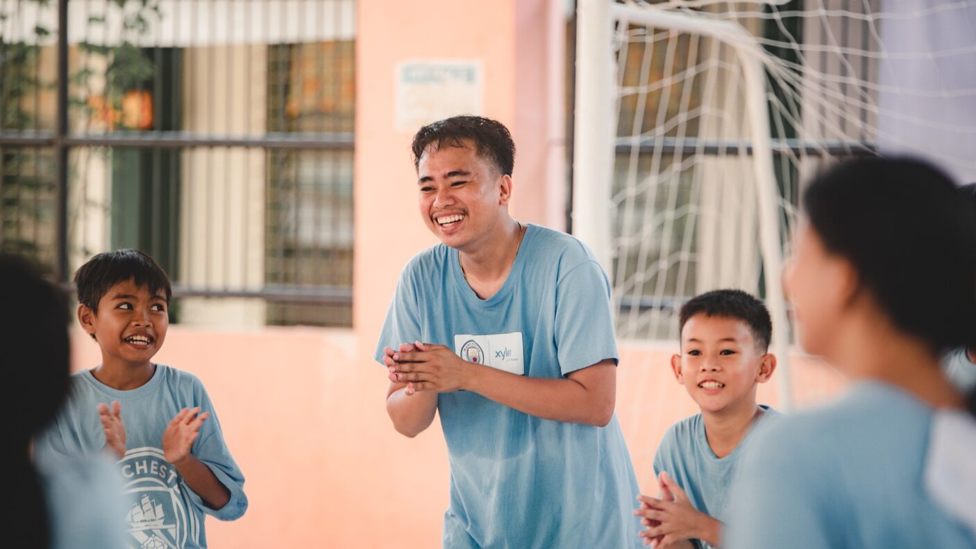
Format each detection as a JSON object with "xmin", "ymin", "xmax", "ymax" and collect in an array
[
  {"xmin": 636, "ymin": 289, "xmax": 777, "ymax": 548},
  {"xmin": 34, "ymin": 249, "xmax": 247, "ymax": 549}
]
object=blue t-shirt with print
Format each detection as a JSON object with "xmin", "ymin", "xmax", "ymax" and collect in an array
[
  {"xmin": 652, "ymin": 406, "xmax": 776, "ymax": 549},
  {"xmin": 375, "ymin": 224, "xmax": 642, "ymax": 548},
  {"xmin": 34, "ymin": 364, "xmax": 247, "ymax": 549}
]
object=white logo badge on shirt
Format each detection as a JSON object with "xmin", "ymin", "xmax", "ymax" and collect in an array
[
  {"xmin": 119, "ymin": 446, "xmax": 197, "ymax": 548},
  {"xmin": 454, "ymin": 332, "xmax": 524, "ymax": 375}
]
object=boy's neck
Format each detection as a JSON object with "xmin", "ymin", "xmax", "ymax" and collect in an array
[
  {"xmin": 92, "ymin": 361, "xmax": 156, "ymax": 391},
  {"xmin": 700, "ymin": 401, "xmax": 763, "ymax": 459},
  {"xmin": 831, "ymin": 311, "xmax": 963, "ymax": 409},
  {"xmin": 459, "ymin": 219, "xmax": 523, "ymax": 282}
]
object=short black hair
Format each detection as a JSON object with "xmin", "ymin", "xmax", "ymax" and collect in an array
[
  {"xmin": 74, "ymin": 249, "xmax": 172, "ymax": 311},
  {"xmin": 804, "ymin": 157, "xmax": 976, "ymax": 353},
  {"xmin": 411, "ymin": 115, "xmax": 516, "ymax": 176},
  {"xmin": 679, "ymin": 289, "xmax": 772, "ymax": 351},
  {"xmin": 0, "ymin": 254, "xmax": 70, "ymax": 440},
  {"xmin": 960, "ymin": 182, "xmax": 976, "ymax": 203}
]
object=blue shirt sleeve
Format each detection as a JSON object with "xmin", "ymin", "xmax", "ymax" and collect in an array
[
  {"xmin": 33, "ymin": 417, "xmax": 70, "ymax": 464},
  {"xmin": 554, "ymin": 260, "xmax": 619, "ymax": 375},
  {"xmin": 374, "ymin": 264, "xmax": 425, "ymax": 365},
  {"xmin": 725, "ymin": 421, "xmax": 837, "ymax": 549},
  {"xmin": 187, "ymin": 381, "xmax": 248, "ymax": 521},
  {"xmin": 32, "ymin": 385, "xmax": 106, "ymax": 465}
]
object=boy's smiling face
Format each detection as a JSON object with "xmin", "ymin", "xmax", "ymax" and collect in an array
[
  {"xmin": 672, "ymin": 314, "xmax": 775, "ymax": 416},
  {"xmin": 416, "ymin": 141, "xmax": 512, "ymax": 253},
  {"xmin": 79, "ymin": 278, "xmax": 169, "ymax": 371}
]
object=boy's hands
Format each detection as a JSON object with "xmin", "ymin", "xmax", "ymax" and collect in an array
[
  {"xmin": 162, "ymin": 407, "xmax": 210, "ymax": 465},
  {"xmin": 97, "ymin": 400, "xmax": 127, "ymax": 460},
  {"xmin": 384, "ymin": 342, "xmax": 419, "ymax": 394},
  {"xmin": 389, "ymin": 341, "xmax": 472, "ymax": 394},
  {"xmin": 636, "ymin": 471, "xmax": 721, "ymax": 547}
]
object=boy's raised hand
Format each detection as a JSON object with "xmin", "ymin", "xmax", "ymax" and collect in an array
[
  {"xmin": 97, "ymin": 400, "xmax": 127, "ymax": 460},
  {"xmin": 163, "ymin": 407, "xmax": 210, "ymax": 465},
  {"xmin": 636, "ymin": 472, "xmax": 718, "ymax": 547}
]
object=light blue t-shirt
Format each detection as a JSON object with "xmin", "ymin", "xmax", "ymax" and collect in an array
[
  {"xmin": 375, "ymin": 224, "xmax": 642, "ymax": 548},
  {"xmin": 34, "ymin": 364, "xmax": 247, "ymax": 549},
  {"xmin": 725, "ymin": 382, "xmax": 976, "ymax": 549},
  {"xmin": 652, "ymin": 406, "xmax": 776, "ymax": 549},
  {"xmin": 39, "ymin": 453, "xmax": 129, "ymax": 549}
]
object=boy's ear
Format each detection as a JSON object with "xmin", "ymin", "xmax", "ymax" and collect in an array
[
  {"xmin": 77, "ymin": 304, "xmax": 98, "ymax": 340},
  {"xmin": 498, "ymin": 174, "xmax": 513, "ymax": 206},
  {"xmin": 670, "ymin": 354, "xmax": 684, "ymax": 383},
  {"xmin": 834, "ymin": 257, "xmax": 861, "ymax": 310},
  {"xmin": 756, "ymin": 353, "xmax": 777, "ymax": 383}
]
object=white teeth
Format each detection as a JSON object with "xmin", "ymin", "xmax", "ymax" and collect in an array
[
  {"xmin": 436, "ymin": 214, "xmax": 464, "ymax": 226},
  {"xmin": 125, "ymin": 335, "xmax": 151, "ymax": 344},
  {"xmin": 699, "ymin": 381, "xmax": 725, "ymax": 389}
]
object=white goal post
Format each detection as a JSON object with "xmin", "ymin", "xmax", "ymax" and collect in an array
[
  {"xmin": 574, "ymin": 0, "xmax": 795, "ymax": 408},
  {"xmin": 574, "ymin": 0, "xmax": 976, "ymax": 412}
]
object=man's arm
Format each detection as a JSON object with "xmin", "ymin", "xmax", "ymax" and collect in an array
[
  {"xmin": 384, "ymin": 344, "xmax": 438, "ymax": 437},
  {"xmin": 392, "ymin": 343, "xmax": 615, "ymax": 426}
]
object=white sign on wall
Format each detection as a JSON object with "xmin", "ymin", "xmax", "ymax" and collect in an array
[{"xmin": 396, "ymin": 60, "xmax": 484, "ymax": 132}]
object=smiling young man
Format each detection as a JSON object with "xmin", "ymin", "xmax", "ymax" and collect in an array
[
  {"xmin": 376, "ymin": 116, "xmax": 642, "ymax": 548},
  {"xmin": 636, "ymin": 289, "xmax": 777, "ymax": 549}
]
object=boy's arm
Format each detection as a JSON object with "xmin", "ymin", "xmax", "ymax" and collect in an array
[
  {"xmin": 376, "ymin": 269, "xmax": 439, "ymax": 436},
  {"xmin": 386, "ymin": 382, "xmax": 438, "ymax": 437},
  {"xmin": 163, "ymin": 406, "xmax": 240, "ymax": 514},
  {"xmin": 385, "ymin": 344, "xmax": 438, "ymax": 437},
  {"xmin": 172, "ymin": 454, "xmax": 231, "ymax": 509},
  {"xmin": 392, "ymin": 343, "xmax": 615, "ymax": 426}
]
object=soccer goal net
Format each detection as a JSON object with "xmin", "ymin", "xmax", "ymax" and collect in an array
[{"xmin": 574, "ymin": 0, "xmax": 976, "ymax": 406}]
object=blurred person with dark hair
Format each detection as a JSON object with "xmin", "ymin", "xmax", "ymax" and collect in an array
[
  {"xmin": 1, "ymin": 254, "xmax": 127, "ymax": 548},
  {"xmin": 725, "ymin": 158, "xmax": 976, "ymax": 548}
]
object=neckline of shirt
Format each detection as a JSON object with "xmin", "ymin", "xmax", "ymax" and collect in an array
[
  {"xmin": 450, "ymin": 223, "xmax": 536, "ymax": 308},
  {"xmin": 82, "ymin": 363, "xmax": 166, "ymax": 400},
  {"xmin": 697, "ymin": 404, "xmax": 774, "ymax": 463}
]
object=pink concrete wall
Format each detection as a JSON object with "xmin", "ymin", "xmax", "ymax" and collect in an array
[
  {"xmin": 513, "ymin": 0, "xmax": 568, "ymax": 230},
  {"xmin": 69, "ymin": 327, "xmax": 846, "ymax": 548}
]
